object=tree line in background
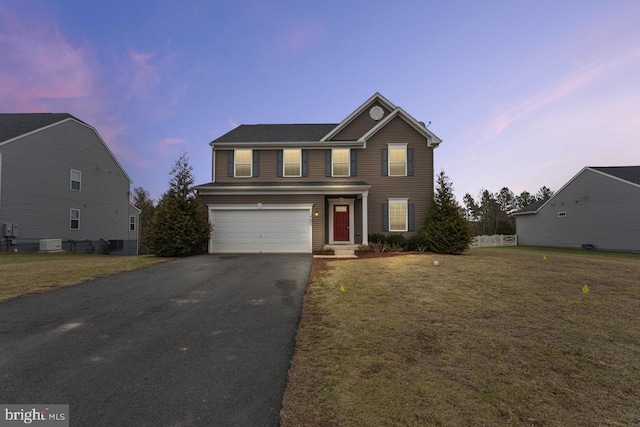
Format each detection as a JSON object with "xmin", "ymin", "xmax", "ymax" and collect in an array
[
  {"xmin": 131, "ymin": 153, "xmax": 210, "ymax": 257},
  {"xmin": 462, "ymin": 186, "xmax": 554, "ymax": 235},
  {"xmin": 131, "ymin": 156, "xmax": 551, "ymax": 257}
]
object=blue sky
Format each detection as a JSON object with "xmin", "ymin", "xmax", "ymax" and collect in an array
[{"xmin": 2, "ymin": 0, "xmax": 639, "ymax": 202}]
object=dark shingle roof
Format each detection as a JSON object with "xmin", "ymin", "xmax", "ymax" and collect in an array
[
  {"xmin": 513, "ymin": 198, "xmax": 546, "ymax": 215},
  {"xmin": 213, "ymin": 124, "xmax": 338, "ymax": 143},
  {"xmin": 590, "ymin": 166, "xmax": 640, "ymax": 186},
  {"xmin": 0, "ymin": 113, "xmax": 79, "ymax": 143}
]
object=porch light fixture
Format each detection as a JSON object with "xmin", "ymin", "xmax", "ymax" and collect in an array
[{"xmin": 314, "ymin": 210, "xmax": 319, "ymax": 217}]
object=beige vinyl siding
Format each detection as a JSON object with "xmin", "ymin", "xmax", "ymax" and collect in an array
[
  {"xmin": 216, "ymin": 149, "xmax": 328, "ymax": 182},
  {"xmin": 330, "ymin": 102, "xmax": 393, "ymax": 141},
  {"xmin": 356, "ymin": 116, "xmax": 433, "ymax": 237},
  {"xmin": 210, "ymin": 114, "xmax": 435, "ymax": 239},
  {"xmin": 199, "ymin": 194, "xmax": 325, "ymax": 250}
]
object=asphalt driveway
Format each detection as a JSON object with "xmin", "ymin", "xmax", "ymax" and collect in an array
[{"xmin": 0, "ymin": 253, "xmax": 312, "ymax": 426}]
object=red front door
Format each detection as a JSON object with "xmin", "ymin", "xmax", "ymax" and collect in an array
[{"xmin": 333, "ymin": 205, "xmax": 349, "ymax": 241}]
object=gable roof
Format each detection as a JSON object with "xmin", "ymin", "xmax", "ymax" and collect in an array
[
  {"xmin": 0, "ymin": 112, "xmax": 132, "ymax": 184},
  {"xmin": 512, "ymin": 166, "xmax": 640, "ymax": 216},
  {"xmin": 590, "ymin": 166, "xmax": 640, "ymax": 186},
  {"xmin": 0, "ymin": 113, "xmax": 81, "ymax": 143},
  {"xmin": 210, "ymin": 92, "xmax": 443, "ymax": 148},
  {"xmin": 213, "ymin": 124, "xmax": 337, "ymax": 143},
  {"xmin": 320, "ymin": 92, "xmax": 396, "ymax": 141},
  {"xmin": 512, "ymin": 198, "xmax": 545, "ymax": 215}
]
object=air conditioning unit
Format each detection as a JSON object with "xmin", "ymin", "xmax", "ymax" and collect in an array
[{"xmin": 39, "ymin": 239, "xmax": 63, "ymax": 252}]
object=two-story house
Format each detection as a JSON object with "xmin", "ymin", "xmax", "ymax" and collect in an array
[
  {"xmin": 195, "ymin": 93, "xmax": 442, "ymax": 254},
  {"xmin": 0, "ymin": 113, "xmax": 139, "ymax": 255}
]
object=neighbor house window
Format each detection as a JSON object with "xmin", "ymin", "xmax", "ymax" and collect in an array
[
  {"xmin": 234, "ymin": 149, "xmax": 252, "ymax": 177},
  {"xmin": 70, "ymin": 169, "xmax": 81, "ymax": 191},
  {"xmin": 129, "ymin": 216, "xmax": 136, "ymax": 231},
  {"xmin": 389, "ymin": 199, "xmax": 408, "ymax": 232},
  {"xmin": 283, "ymin": 149, "xmax": 301, "ymax": 177},
  {"xmin": 332, "ymin": 148, "xmax": 350, "ymax": 177},
  {"xmin": 70, "ymin": 209, "xmax": 80, "ymax": 230},
  {"xmin": 388, "ymin": 144, "xmax": 407, "ymax": 176}
]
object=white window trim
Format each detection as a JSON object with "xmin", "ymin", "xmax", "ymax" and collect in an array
[
  {"xmin": 234, "ymin": 149, "xmax": 253, "ymax": 178},
  {"xmin": 332, "ymin": 148, "xmax": 350, "ymax": 177},
  {"xmin": 70, "ymin": 209, "xmax": 80, "ymax": 230},
  {"xmin": 388, "ymin": 198, "xmax": 409, "ymax": 232},
  {"xmin": 129, "ymin": 215, "xmax": 136, "ymax": 231},
  {"xmin": 70, "ymin": 169, "xmax": 81, "ymax": 191},
  {"xmin": 283, "ymin": 149, "xmax": 302, "ymax": 178},
  {"xmin": 387, "ymin": 144, "xmax": 407, "ymax": 177}
]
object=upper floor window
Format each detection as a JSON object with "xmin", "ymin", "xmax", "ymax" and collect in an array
[
  {"xmin": 388, "ymin": 145, "xmax": 407, "ymax": 176},
  {"xmin": 234, "ymin": 149, "xmax": 252, "ymax": 177},
  {"xmin": 283, "ymin": 149, "xmax": 301, "ymax": 177},
  {"xmin": 70, "ymin": 209, "xmax": 80, "ymax": 230},
  {"xmin": 129, "ymin": 216, "xmax": 136, "ymax": 231},
  {"xmin": 332, "ymin": 149, "xmax": 350, "ymax": 177},
  {"xmin": 389, "ymin": 199, "xmax": 408, "ymax": 232},
  {"xmin": 70, "ymin": 169, "xmax": 81, "ymax": 191}
]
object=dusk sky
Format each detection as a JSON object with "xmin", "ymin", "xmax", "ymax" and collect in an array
[{"xmin": 2, "ymin": 1, "xmax": 639, "ymax": 202}]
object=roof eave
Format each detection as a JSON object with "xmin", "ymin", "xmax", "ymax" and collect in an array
[{"xmin": 210, "ymin": 140, "xmax": 365, "ymax": 149}]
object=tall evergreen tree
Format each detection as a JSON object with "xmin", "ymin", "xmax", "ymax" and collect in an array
[
  {"xmin": 536, "ymin": 186, "xmax": 554, "ymax": 201},
  {"xmin": 147, "ymin": 153, "xmax": 211, "ymax": 257},
  {"xmin": 131, "ymin": 186, "xmax": 156, "ymax": 254},
  {"xmin": 422, "ymin": 170, "xmax": 472, "ymax": 254}
]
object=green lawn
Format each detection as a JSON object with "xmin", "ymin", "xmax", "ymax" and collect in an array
[
  {"xmin": 0, "ymin": 252, "xmax": 172, "ymax": 302},
  {"xmin": 281, "ymin": 248, "xmax": 640, "ymax": 426}
]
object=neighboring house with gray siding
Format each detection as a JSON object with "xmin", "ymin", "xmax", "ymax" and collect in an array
[
  {"xmin": 195, "ymin": 93, "xmax": 442, "ymax": 253},
  {"xmin": 513, "ymin": 166, "xmax": 640, "ymax": 252},
  {"xmin": 0, "ymin": 113, "xmax": 139, "ymax": 255}
]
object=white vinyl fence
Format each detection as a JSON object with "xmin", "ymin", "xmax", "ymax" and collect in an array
[{"xmin": 470, "ymin": 234, "xmax": 517, "ymax": 248}]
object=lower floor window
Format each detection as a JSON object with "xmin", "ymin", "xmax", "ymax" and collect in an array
[
  {"xmin": 70, "ymin": 209, "xmax": 80, "ymax": 229},
  {"xmin": 389, "ymin": 199, "xmax": 408, "ymax": 232}
]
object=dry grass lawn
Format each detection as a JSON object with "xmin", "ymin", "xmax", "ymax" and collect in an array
[
  {"xmin": 281, "ymin": 248, "xmax": 640, "ymax": 426},
  {"xmin": 0, "ymin": 252, "xmax": 172, "ymax": 302}
]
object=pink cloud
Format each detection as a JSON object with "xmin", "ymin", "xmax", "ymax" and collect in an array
[
  {"xmin": 0, "ymin": 5, "xmax": 151, "ymax": 170},
  {"xmin": 483, "ymin": 47, "xmax": 640, "ymax": 143},
  {"xmin": 156, "ymin": 137, "xmax": 186, "ymax": 156},
  {"xmin": 0, "ymin": 7, "xmax": 95, "ymax": 111},
  {"xmin": 128, "ymin": 49, "xmax": 159, "ymax": 98}
]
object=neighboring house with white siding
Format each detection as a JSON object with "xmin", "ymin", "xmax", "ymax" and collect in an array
[
  {"xmin": 513, "ymin": 166, "xmax": 640, "ymax": 252},
  {"xmin": 0, "ymin": 113, "xmax": 139, "ymax": 255},
  {"xmin": 195, "ymin": 93, "xmax": 442, "ymax": 253}
]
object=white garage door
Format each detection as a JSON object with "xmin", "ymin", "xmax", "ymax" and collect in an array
[{"xmin": 210, "ymin": 208, "xmax": 311, "ymax": 253}]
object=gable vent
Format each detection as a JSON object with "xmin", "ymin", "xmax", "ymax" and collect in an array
[{"xmin": 369, "ymin": 106, "xmax": 384, "ymax": 121}]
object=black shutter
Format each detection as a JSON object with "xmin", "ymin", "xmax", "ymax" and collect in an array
[
  {"xmin": 350, "ymin": 149, "xmax": 357, "ymax": 177},
  {"xmin": 276, "ymin": 150, "xmax": 283, "ymax": 177},
  {"xmin": 253, "ymin": 150, "xmax": 260, "ymax": 177},
  {"xmin": 407, "ymin": 148, "xmax": 414, "ymax": 176},
  {"xmin": 381, "ymin": 203, "xmax": 389, "ymax": 232},
  {"xmin": 408, "ymin": 203, "xmax": 415, "ymax": 231},
  {"xmin": 381, "ymin": 148, "xmax": 388, "ymax": 176},
  {"xmin": 325, "ymin": 149, "xmax": 332, "ymax": 177},
  {"xmin": 302, "ymin": 149, "xmax": 309, "ymax": 177},
  {"xmin": 227, "ymin": 150, "xmax": 234, "ymax": 177}
]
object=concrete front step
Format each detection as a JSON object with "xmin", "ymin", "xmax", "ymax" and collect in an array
[{"xmin": 320, "ymin": 244, "xmax": 359, "ymax": 258}]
